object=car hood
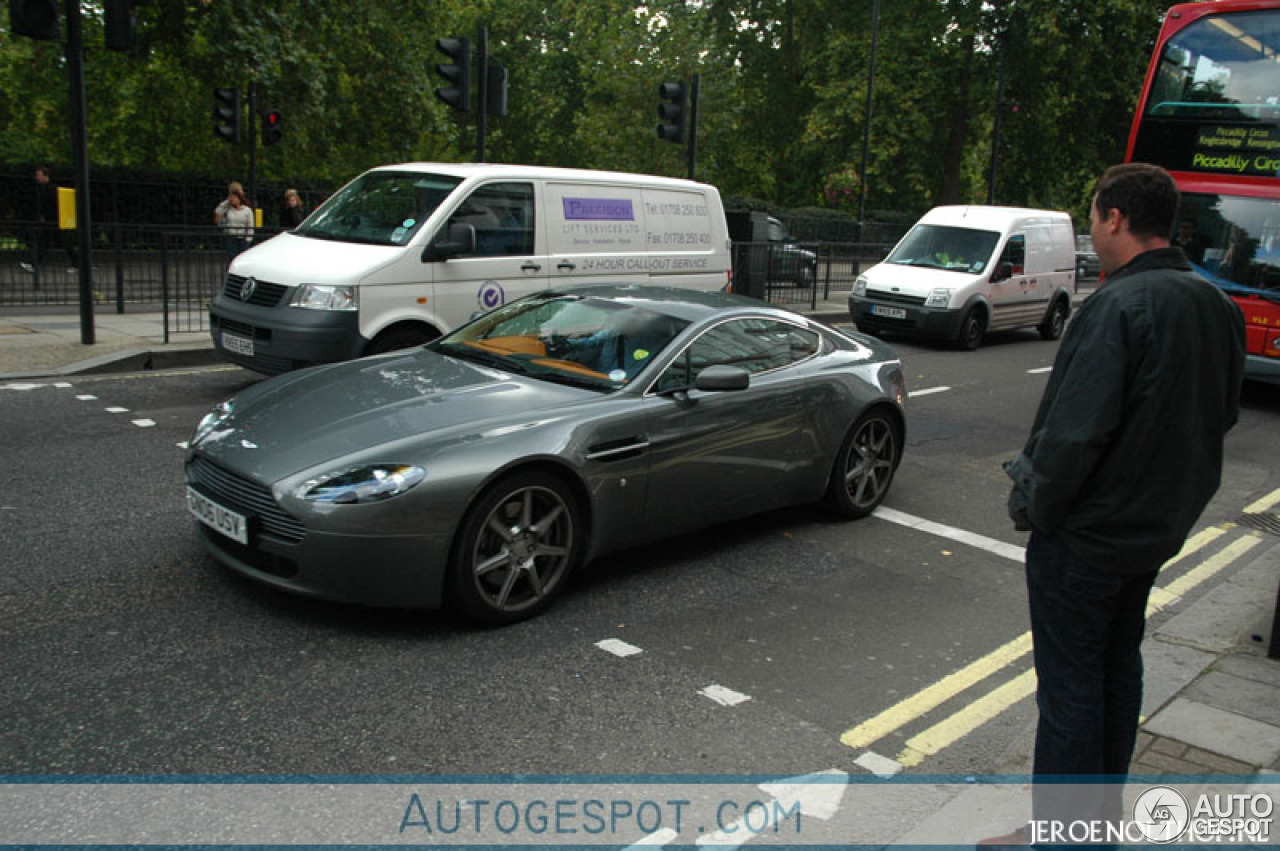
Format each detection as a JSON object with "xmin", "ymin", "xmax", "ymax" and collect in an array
[
  {"xmin": 191, "ymin": 350, "xmax": 591, "ymax": 482},
  {"xmin": 863, "ymin": 261, "xmax": 982, "ymax": 290},
  {"xmin": 229, "ymin": 232, "xmax": 402, "ymax": 284}
]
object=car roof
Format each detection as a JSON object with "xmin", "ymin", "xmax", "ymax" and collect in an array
[
  {"xmin": 367, "ymin": 162, "xmax": 713, "ymax": 191},
  {"xmin": 547, "ymin": 285, "xmax": 793, "ymax": 324}
]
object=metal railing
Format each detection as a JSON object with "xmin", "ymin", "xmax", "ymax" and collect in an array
[
  {"xmin": 1, "ymin": 221, "xmax": 285, "ymax": 339},
  {"xmin": 731, "ymin": 241, "xmax": 894, "ymax": 308},
  {"xmin": 2, "ymin": 223, "xmax": 897, "ymax": 337}
]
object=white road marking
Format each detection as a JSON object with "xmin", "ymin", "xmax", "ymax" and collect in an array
[
  {"xmin": 76, "ymin": 394, "xmax": 97, "ymax": 401},
  {"xmin": 853, "ymin": 750, "xmax": 903, "ymax": 777},
  {"xmin": 699, "ymin": 684, "xmax": 751, "ymax": 707},
  {"xmin": 908, "ymin": 386, "xmax": 951, "ymax": 398},
  {"xmin": 596, "ymin": 638, "xmax": 644, "ymax": 657},
  {"xmin": 872, "ymin": 506, "xmax": 1026, "ymax": 563},
  {"xmin": 132, "ymin": 419, "xmax": 157, "ymax": 428},
  {"xmin": 105, "ymin": 406, "xmax": 130, "ymax": 414},
  {"xmin": 1027, "ymin": 366, "xmax": 1053, "ymax": 374}
]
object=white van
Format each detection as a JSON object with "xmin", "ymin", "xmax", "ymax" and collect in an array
[
  {"xmin": 848, "ymin": 206, "xmax": 1077, "ymax": 349},
  {"xmin": 209, "ymin": 163, "xmax": 732, "ymax": 374}
]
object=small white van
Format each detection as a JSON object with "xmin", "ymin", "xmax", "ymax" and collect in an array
[
  {"xmin": 210, "ymin": 163, "xmax": 732, "ymax": 374},
  {"xmin": 848, "ymin": 206, "xmax": 1077, "ymax": 349}
]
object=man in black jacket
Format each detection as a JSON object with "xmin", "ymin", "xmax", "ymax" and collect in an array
[{"xmin": 985, "ymin": 163, "xmax": 1245, "ymax": 847}]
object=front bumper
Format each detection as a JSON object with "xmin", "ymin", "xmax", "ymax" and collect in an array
[
  {"xmin": 848, "ymin": 294, "xmax": 966, "ymax": 340},
  {"xmin": 1244, "ymin": 353, "xmax": 1280, "ymax": 385},
  {"xmin": 210, "ymin": 293, "xmax": 365, "ymax": 375}
]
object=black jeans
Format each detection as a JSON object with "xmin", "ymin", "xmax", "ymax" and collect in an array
[{"xmin": 1025, "ymin": 531, "xmax": 1158, "ymax": 833}]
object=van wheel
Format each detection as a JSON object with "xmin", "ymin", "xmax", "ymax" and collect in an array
[
  {"xmin": 1038, "ymin": 299, "xmax": 1068, "ymax": 341},
  {"xmin": 366, "ymin": 324, "xmax": 437, "ymax": 356},
  {"xmin": 957, "ymin": 309, "xmax": 985, "ymax": 350}
]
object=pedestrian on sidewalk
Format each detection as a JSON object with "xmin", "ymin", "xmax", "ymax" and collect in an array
[
  {"xmin": 280, "ymin": 187, "xmax": 307, "ymax": 229},
  {"xmin": 986, "ymin": 163, "xmax": 1246, "ymax": 848},
  {"xmin": 20, "ymin": 165, "xmax": 79, "ymax": 281},
  {"xmin": 214, "ymin": 183, "xmax": 254, "ymax": 262}
]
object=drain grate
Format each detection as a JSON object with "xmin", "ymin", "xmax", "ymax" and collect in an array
[{"xmin": 1237, "ymin": 512, "xmax": 1280, "ymax": 536}]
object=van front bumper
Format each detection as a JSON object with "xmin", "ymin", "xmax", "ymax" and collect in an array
[
  {"xmin": 1244, "ymin": 352, "xmax": 1280, "ymax": 385},
  {"xmin": 210, "ymin": 293, "xmax": 366, "ymax": 375},
  {"xmin": 848, "ymin": 295, "xmax": 965, "ymax": 340}
]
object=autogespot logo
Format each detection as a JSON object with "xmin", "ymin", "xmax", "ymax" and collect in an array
[{"xmin": 1134, "ymin": 785, "xmax": 1190, "ymax": 843}]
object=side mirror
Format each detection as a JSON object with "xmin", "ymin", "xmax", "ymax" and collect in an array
[
  {"xmin": 695, "ymin": 365, "xmax": 750, "ymax": 392},
  {"xmin": 423, "ymin": 223, "xmax": 476, "ymax": 261},
  {"xmin": 992, "ymin": 261, "xmax": 1014, "ymax": 282}
]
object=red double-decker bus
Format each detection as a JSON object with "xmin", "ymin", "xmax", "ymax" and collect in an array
[{"xmin": 1128, "ymin": 0, "xmax": 1280, "ymax": 383}]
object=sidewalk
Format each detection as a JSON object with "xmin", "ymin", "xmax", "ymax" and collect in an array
[{"xmin": 3, "ymin": 288, "xmax": 1278, "ymax": 791}]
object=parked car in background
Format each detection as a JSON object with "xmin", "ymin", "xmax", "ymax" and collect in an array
[
  {"xmin": 186, "ymin": 285, "xmax": 907, "ymax": 625},
  {"xmin": 1075, "ymin": 234, "xmax": 1101, "ymax": 282},
  {"xmin": 767, "ymin": 216, "xmax": 819, "ymax": 287}
]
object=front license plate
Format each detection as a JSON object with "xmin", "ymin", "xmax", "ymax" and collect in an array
[
  {"xmin": 187, "ymin": 487, "xmax": 248, "ymax": 545},
  {"xmin": 221, "ymin": 332, "xmax": 254, "ymax": 357},
  {"xmin": 870, "ymin": 304, "xmax": 907, "ymax": 320}
]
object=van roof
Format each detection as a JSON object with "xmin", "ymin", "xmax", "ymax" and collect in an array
[
  {"xmin": 919, "ymin": 205, "xmax": 1073, "ymax": 228},
  {"xmin": 369, "ymin": 162, "xmax": 715, "ymax": 191}
]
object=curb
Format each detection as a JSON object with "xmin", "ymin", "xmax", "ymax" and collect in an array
[{"xmin": 0, "ymin": 344, "xmax": 223, "ymax": 381}]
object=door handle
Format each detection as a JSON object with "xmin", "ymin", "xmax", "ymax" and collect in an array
[
  {"xmin": 521, "ymin": 261, "xmax": 541, "ymax": 273},
  {"xmin": 557, "ymin": 260, "xmax": 576, "ymax": 272}
]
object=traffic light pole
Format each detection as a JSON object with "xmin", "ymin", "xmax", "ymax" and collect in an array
[
  {"xmin": 248, "ymin": 81, "xmax": 258, "ymax": 210},
  {"xmin": 686, "ymin": 74, "xmax": 700, "ymax": 181},
  {"xmin": 65, "ymin": 0, "xmax": 94, "ymax": 343},
  {"xmin": 476, "ymin": 27, "xmax": 488, "ymax": 163}
]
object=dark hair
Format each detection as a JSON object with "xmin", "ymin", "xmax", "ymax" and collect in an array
[{"xmin": 1093, "ymin": 163, "xmax": 1179, "ymax": 240}]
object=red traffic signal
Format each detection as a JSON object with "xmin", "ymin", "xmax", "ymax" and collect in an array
[{"xmin": 262, "ymin": 109, "xmax": 283, "ymax": 146}]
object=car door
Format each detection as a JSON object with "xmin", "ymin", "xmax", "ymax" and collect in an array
[
  {"xmin": 430, "ymin": 181, "xmax": 547, "ymax": 325},
  {"xmin": 640, "ymin": 316, "xmax": 818, "ymax": 537},
  {"xmin": 987, "ymin": 232, "xmax": 1029, "ymax": 331}
]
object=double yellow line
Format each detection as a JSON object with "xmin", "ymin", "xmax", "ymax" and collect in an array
[{"xmin": 841, "ymin": 488, "xmax": 1280, "ymax": 768}]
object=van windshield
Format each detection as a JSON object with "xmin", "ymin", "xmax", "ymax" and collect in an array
[
  {"xmin": 886, "ymin": 224, "xmax": 1000, "ymax": 274},
  {"xmin": 294, "ymin": 171, "xmax": 463, "ymax": 246}
]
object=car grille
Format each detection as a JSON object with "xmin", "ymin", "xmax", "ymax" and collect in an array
[
  {"xmin": 224, "ymin": 274, "xmax": 289, "ymax": 307},
  {"xmin": 866, "ymin": 289, "xmax": 927, "ymax": 307},
  {"xmin": 186, "ymin": 454, "xmax": 305, "ymax": 544}
]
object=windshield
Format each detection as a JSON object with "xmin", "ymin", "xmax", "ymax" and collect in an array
[
  {"xmin": 1177, "ymin": 193, "xmax": 1280, "ymax": 295},
  {"xmin": 294, "ymin": 171, "xmax": 462, "ymax": 246},
  {"xmin": 1146, "ymin": 10, "xmax": 1280, "ymax": 121},
  {"xmin": 886, "ymin": 224, "xmax": 1000, "ymax": 274},
  {"xmin": 432, "ymin": 292, "xmax": 690, "ymax": 391}
]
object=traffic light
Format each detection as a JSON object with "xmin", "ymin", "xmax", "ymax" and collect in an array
[
  {"xmin": 9, "ymin": 0, "xmax": 59, "ymax": 40},
  {"xmin": 213, "ymin": 87, "xmax": 241, "ymax": 143},
  {"xmin": 435, "ymin": 37, "xmax": 471, "ymax": 113},
  {"xmin": 104, "ymin": 0, "xmax": 136, "ymax": 51},
  {"xmin": 262, "ymin": 109, "xmax": 283, "ymax": 146},
  {"xmin": 486, "ymin": 62, "xmax": 508, "ymax": 117},
  {"xmin": 657, "ymin": 81, "xmax": 686, "ymax": 144}
]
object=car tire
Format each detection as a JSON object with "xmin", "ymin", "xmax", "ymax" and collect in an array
[
  {"xmin": 957, "ymin": 308, "xmax": 985, "ymax": 350},
  {"xmin": 825, "ymin": 409, "xmax": 901, "ymax": 519},
  {"xmin": 1038, "ymin": 298, "xmax": 1068, "ymax": 341},
  {"xmin": 366, "ymin": 324, "xmax": 436, "ymax": 357},
  {"xmin": 448, "ymin": 471, "xmax": 584, "ymax": 626}
]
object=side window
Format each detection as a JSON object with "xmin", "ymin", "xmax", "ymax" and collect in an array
[
  {"xmin": 653, "ymin": 318, "xmax": 819, "ymax": 392},
  {"xmin": 447, "ymin": 182, "xmax": 535, "ymax": 257},
  {"xmin": 1000, "ymin": 234, "xmax": 1026, "ymax": 275}
]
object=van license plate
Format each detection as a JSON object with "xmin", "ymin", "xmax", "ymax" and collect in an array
[
  {"xmin": 221, "ymin": 332, "xmax": 254, "ymax": 356},
  {"xmin": 187, "ymin": 487, "xmax": 249, "ymax": 545},
  {"xmin": 870, "ymin": 305, "xmax": 907, "ymax": 320}
]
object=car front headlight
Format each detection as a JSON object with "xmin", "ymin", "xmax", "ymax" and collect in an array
[
  {"xmin": 296, "ymin": 465, "xmax": 426, "ymax": 504},
  {"xmin": 853, "ymin": 276, "xmax": 868, "ymax": 297},
  {"xmin": 925, "ymin": 288, "xmax": 953, "ymax": 308},
  {"xmin": 191, "ymin": 400, "xmax": 233, "ymax": 446},
  {"xmin": 290, "ymin": 284, "xmax": 359, "ymax": 311}
]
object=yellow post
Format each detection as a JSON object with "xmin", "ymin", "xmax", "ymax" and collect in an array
[
  {"xmin": 57, "ymin": 187, "xmax": 76, "ymax": 229},
  {"xmin": 255, "ymin": 208, "xmax": 263, "ymax": 228}
]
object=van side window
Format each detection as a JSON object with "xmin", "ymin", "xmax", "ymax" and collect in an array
[
  {"xmin": 448, "ymin": 182, "xmax": 535, "ymax": 257},
  {"xmin": 999, "ymin": 234, "xmax": 1026, "ymax": 275}
]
